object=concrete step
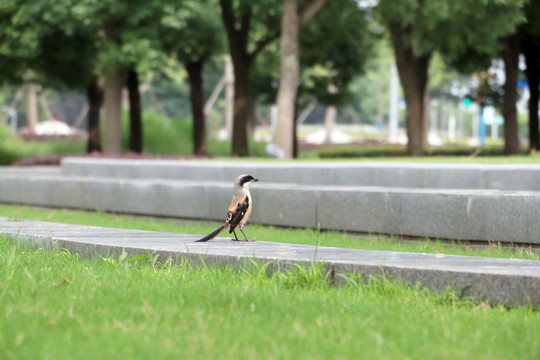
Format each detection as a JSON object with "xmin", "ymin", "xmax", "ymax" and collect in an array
[
  {"xmin": 2, "ymin": 166, "xmax": 60, "ymax": 177},
  {"xmin": 1, "ymin": 217, "xmax": 538, "ymax": 308},
  {"xmin": 0, "ymin": 172, "xmax": 539, "ymax": 244},
  {"xmin": 61, "ymin": 158, "xmax": 540, "ymax": 191}
]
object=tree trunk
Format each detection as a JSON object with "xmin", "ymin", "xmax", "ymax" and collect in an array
[
  {"xmin": 27, "ymin": 83, "xmax": 39, "ymax": 130},
  {"xmin": 224, "ymin": 57, "xmax": 234, "ymax": 141},
  {"xmin": 324, "ymin": 105, "xmax": 337, "ymax": 144},
  {"xmin": 274, "ymin": 0, "xmax": 300, "ymax": 159},
  {"xmin": 247, "ymin": 97, "xmax": 256, "ymax": 136},
  {"xmin": 186, "ymin": 61, "xmax": 207, "ymax": 156},
  {"xmin": 293, "ymin": 98, "xmax": 299, "ymax": 158},
  {"xmin": 219, "ymin": 0, "xmax": 289, "ymax": 156},
  {"xmin": 230, "ymin": 59, "xmax": 251, "ymax": 156},
  {"xmin": 219, "ymin": 0, "xmax": 253, "ymax": 156},
  {"xmin": 422, "ymin": 91, "xmax": 429, "ymax": 146},
  {"xmin": 274, "ymin": 0, "xmax": 326, "ymax": 159},
  {"xmin": 374, "ymin": 82, "xmax": 384, "ymax": 126},
  {"xmin": 86, "ymin": 75, "xmax": 102, "ymax": 153},
  {"xmin": 522, "ymin": 36, "xmax": 540, "ymax": 150},
  {"xmin": 127, "ymin": 66, "xmax": 143, "ymax": 153},
  {"xmin": 502, "ymin": 34, "xmax": 521, "ymax": 155},
  {"xmin": 103, "ymin": 69, "xmax": 123, "ymax": 154},
  {"xmin": 103, "ymin": 22, "xmax": 123, "ymax": 154},
  {"xmin": 390, "ymin": 27, "xmax": 431, "ymax": 156}
]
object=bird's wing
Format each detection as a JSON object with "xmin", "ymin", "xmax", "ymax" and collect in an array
[{"xmin": 227, "ymin": 196, "xmax": 249, "ymax": 233}]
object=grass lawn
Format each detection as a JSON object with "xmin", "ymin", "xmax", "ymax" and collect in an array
[
  {"xmin": 1, "ymin": 235, "xmax": 539, "ymax": 360},
  {"xmin": 0, "ymin": 204, "xmax": 538, "ymax": 261},
  {"xmin": 206, "ymin": 152, "xmax": 540, "ymax": 163}
]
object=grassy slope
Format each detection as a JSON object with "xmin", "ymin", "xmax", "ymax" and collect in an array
[
  {"xmin": 0, "ymin": 204, "xmax": 538, "ymax": 260},
  {"xmin": 1, "ymin": 237, "xmax": 539, "ymax": 360}
]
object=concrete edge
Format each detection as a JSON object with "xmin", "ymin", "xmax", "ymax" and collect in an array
[
  {"xmin": 1, "ymin": 218, "xmax": 538, "ymax": 308},
  {"xmin": 1, "ymin": 175, "xmax": 539, "ymax": 244}
]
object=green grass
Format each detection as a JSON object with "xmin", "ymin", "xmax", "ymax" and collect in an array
[
  {"xmin": 0, "ymin": 114, "xmax": 270, "ymax": 165},
  {"xmin": 121, "ymin": 112, "xmax": 268, "ymax": 157},
  {"xmin": 1, "ymin": 237, "xmax": 539, "ymax": 360},
  {"xmin": 0, "ymin": 204, "xmax": 538, "ymax": 261},
  {"xmin": 0, "ymin": 124, "xmax": 85, "ymax": 165}
]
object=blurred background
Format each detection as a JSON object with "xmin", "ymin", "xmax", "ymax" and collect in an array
[{"xmin": 0, "ymin": 0, "xmax": 539, "ymax": 164}]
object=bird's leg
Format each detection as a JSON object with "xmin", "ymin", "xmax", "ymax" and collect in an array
[
  {"xmin": 240, "ymin": 227, "xmax": 255, "ymax": 242},
  {"xmin": 231, "ymin": 228, "xmax": 254, "ymax": 242}
]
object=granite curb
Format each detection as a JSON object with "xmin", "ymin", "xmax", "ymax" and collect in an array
[{"xmin": 1, "ymin": 217, "xmax": 539, "ymax": 308}]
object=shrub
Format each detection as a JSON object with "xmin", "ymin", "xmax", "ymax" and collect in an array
[
  {"xmin": 121, "ymin": 111, "xmax": 269, "ymax": 157},
  {"xmin": 318, "ymin": 144, "xmax": 529, "ymax": 158}
]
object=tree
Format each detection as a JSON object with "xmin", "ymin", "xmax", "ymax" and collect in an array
[
  {"xmin": 69, "ymin": 0, "xmax": 164, "ymax": 154},
  {"xmin": 86, "ymin": 75, "xmax": 103, "ymax": 152},
  {"xmin": 522, "ymin": 34, "xmax": 540, "ymax": 151},
  {"xmin": 501, "ymin": 34, "xmax": 521, "ymax": 155},
  {"xmin": 0, "ymin": 3, "xmax": 30, "ymax": 87},
  {"xmin": 160, "ymin": 1, "xmax": 224, "ymax": 155},
  {"xmin": 31, "ymin": 28, "xmax": 102, "ymax": 152},
  {"xmin": 296, "ymin": 0, "xmax": 376, "ymax": 155},
  {"xmin": 440, "ymin": 2, "xmax": 526, "ymax": 155},
  {"xmin": 521, "ymin": 0, "xmax": 540, "ymax": 151},
  {"xmin": 376, "ymin": 1, "xmax": 432, "ymax": 155},
  {"xmin": 377, "ymin": 0, "xmax": 525, "ymax": 156},
  {"xmin": 0, "ymin": 1, "xmax": 103, "ymax": 152},
  {"xmin": 218, "ymin": 0, "xmax": 282, "ymax": 156},
  {"xmin": 118, "ymin": 3, "xmax": 164, "ymax": 154},
  {"xmin": 127, "ymin": 65, "xmax": 142, "ymax": 153},
  {"xmin": 273, "ymin": 0, "xmax": 326, "ymax": 159}
]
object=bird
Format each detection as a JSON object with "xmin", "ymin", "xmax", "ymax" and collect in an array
[{"xmin": 195, "ymin": 174, "xmax": 259, "ymax": 242}]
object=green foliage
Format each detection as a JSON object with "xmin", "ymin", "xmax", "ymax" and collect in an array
[
  {"xmin": 250, "ymin": 43, "xmax": 280, "ymax": 104},
  {"xmin": 522, "ymin": 0, "xmax": 540, "ymax": 41},
  {"xmin": 442, "ymin": 1, "xmax": 526, "ymax": 74},
  {"xmin": 119, "ymin": 111, "xmax": 267, "ymax": 157},
  {"xmin": 31, "ymin": 29, "xmax": 96, "ymax": 90},
  {"xmin": 63, "ymin": 0, "xmax": 166, "ymax": 77},
  {"xmin": 0, "ymin": 0, "xmax": 97, "ymax": 89},
  {"xmin": 377, "ymin": 0, "xmax": 526, "ymax": 60},
  {"xmin": 346, "ymin": 40, "xmax": 394, "ymax": 125},
  {"xmin": 0, "ymin": 125, "xmax": 21, "ymax": 164},
  {"xmin": 159, "ymin": 0, "xmax": 224, "ymax": 64},
  {"xmin": 0, "ymin": 1, "xmax": 39, "ymax": 85},
  {"xmin": 300, "ymin": 0, "xmax": 377, "ymax": 105},
  {"xmin": 429, "ymin": 54, "xmax": 470, "ymax": 102},
  {"xmin": 120, "ymin": 112, "xmax": 187, "ymax": 155},
  {"xmin": 146, "ymin": 68, "xmax": 192, "ymax": 119}
]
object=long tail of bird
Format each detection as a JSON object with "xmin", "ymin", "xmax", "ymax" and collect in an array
[{"xmin": 195, "ymin": 224, "xmax": 228, "ymax": 242}]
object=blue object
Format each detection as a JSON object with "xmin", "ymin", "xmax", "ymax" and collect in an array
[
  {"xmin": 479, "ymin": 104, "xmax": 486, "ymax": 146},
  {"xmin": 376, "ymin": 120, "xmax": 383, "ymax": 132}
]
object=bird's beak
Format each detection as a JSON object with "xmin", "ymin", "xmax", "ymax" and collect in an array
[{"xmin": 253, "ymin": 178, "xmax": 259, "ymax": 182}]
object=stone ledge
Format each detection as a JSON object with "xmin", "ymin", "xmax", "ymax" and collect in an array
[
  {"xmin": 60, "ymin": 158, "xmax": 540, "ymax": 191},
  {"xmin": 0, "ymin": 175, "xmax": 539, "ymax": 244},
  {"xmin": 1, "ymin": 217, "xmax": 538, "ymax": 308}
]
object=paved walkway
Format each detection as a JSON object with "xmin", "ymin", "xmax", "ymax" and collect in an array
[{"xmin": 1, "ymin": 217, "xmax": 538, "ymax": 308}]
